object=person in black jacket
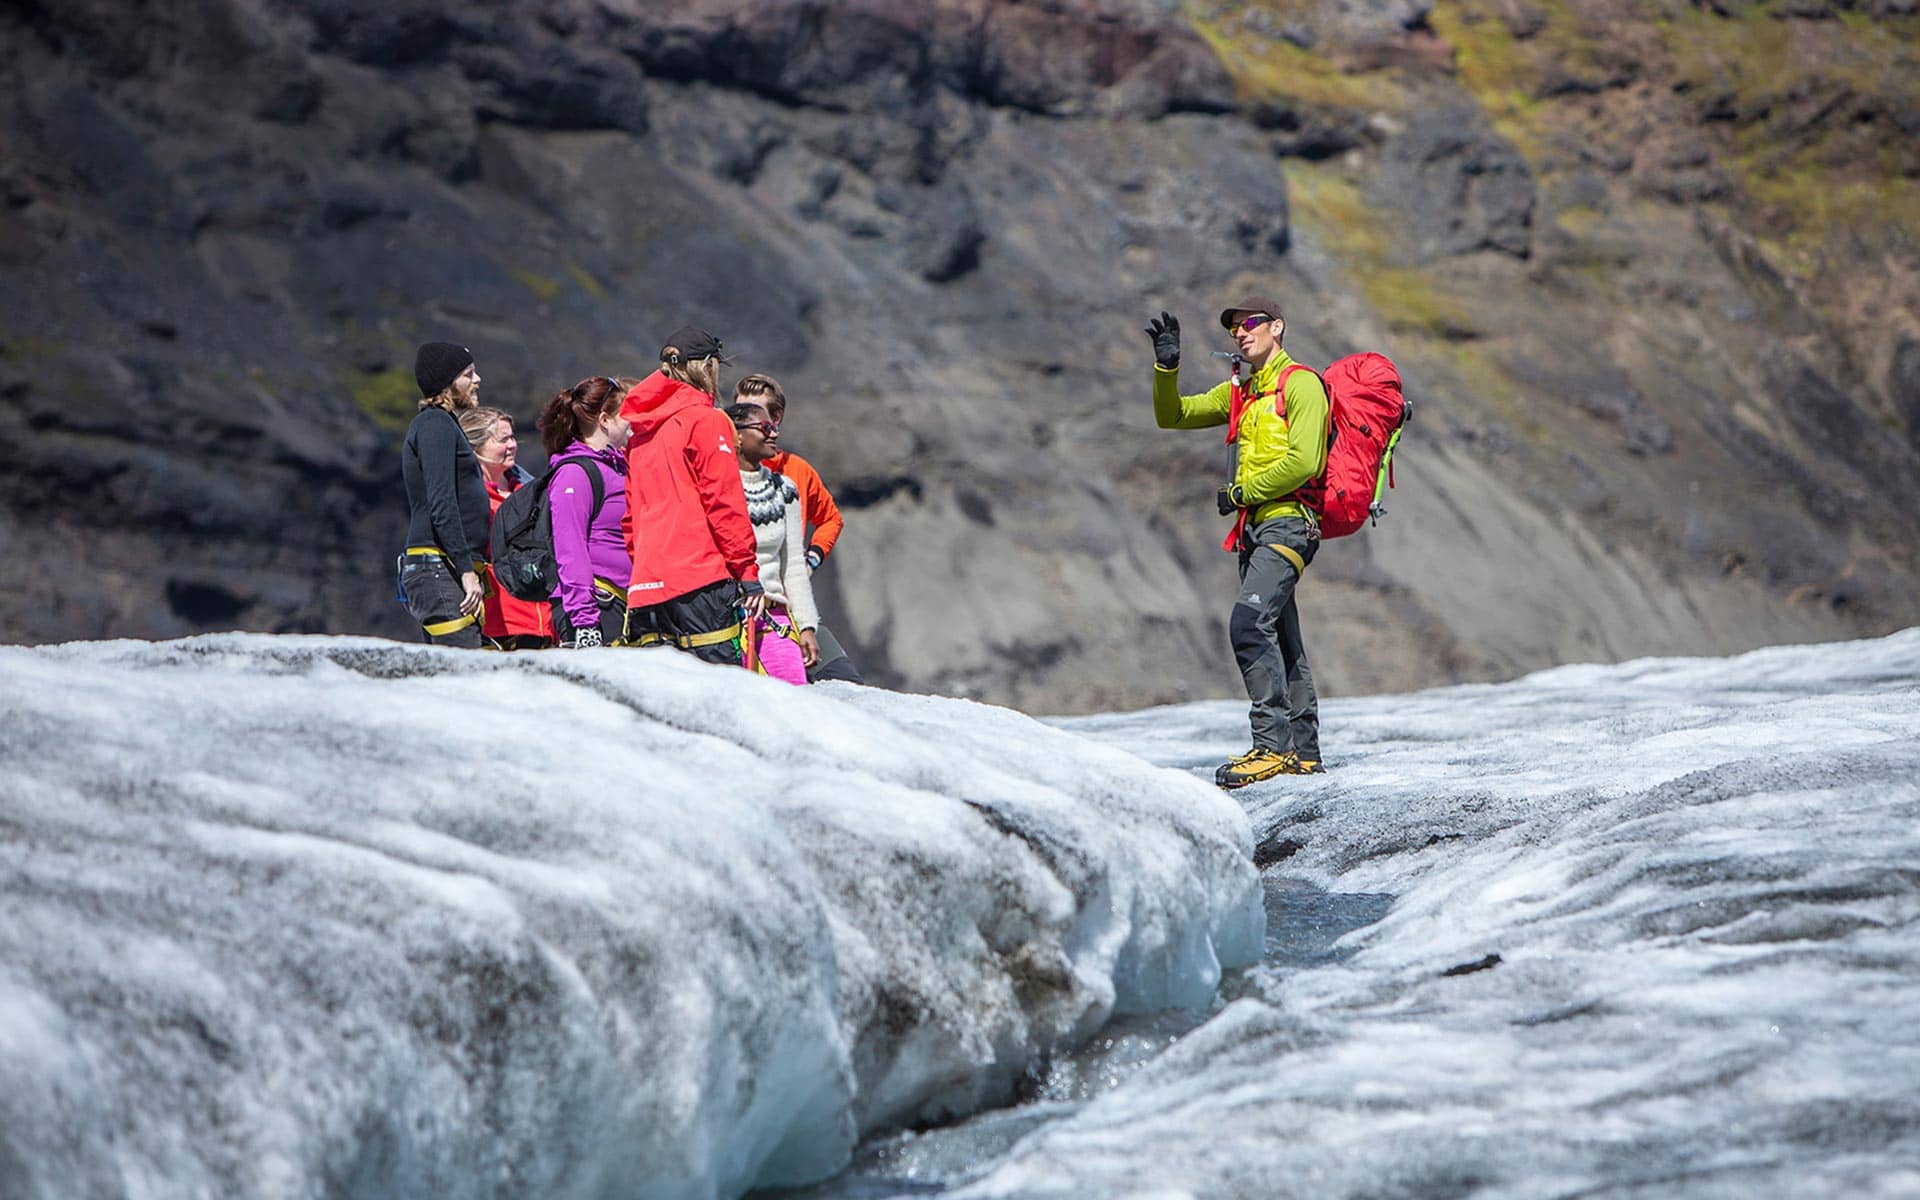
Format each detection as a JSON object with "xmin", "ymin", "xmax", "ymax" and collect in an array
[{"xmin": 398, "ymin": 342, "xmax": 491, "ymax": 646}]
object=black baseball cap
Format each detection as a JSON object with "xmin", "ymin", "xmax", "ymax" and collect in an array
[
  {"xmin": 659, "ymin": 325, "xmax": 733, "ymax": 365},
  {"xmin": 1219, "ymin": 299, "xmax": 1284, "ymax": 329}
]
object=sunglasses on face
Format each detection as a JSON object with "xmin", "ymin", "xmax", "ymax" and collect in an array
[
  {"xmin": 1238, "ymin": 314, "xmax": 1274, "ymax": 332},
  {"xmin": 735, "ymin": 421, "xmax": 779, "ymax": 436}
]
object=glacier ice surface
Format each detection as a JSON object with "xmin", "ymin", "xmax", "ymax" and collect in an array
[
  {"xmin": 0, "ymin": 635, "xmax": 1262, "ymax": 1200},
  {"xmin": 909, "ymin": 630, "xmax": 1920, "ymax": 1198}
]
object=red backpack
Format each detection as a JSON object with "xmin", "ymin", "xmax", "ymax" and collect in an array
[{"xmin": 1280, "ymin": 353, "xmax": 1409, "ymax": 539}]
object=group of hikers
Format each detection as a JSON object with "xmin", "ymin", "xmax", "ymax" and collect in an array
[
  {"xmin": 397, "ymin": 327, "xmax": 861, "ymax": 686},
  {"xmin": 397, "ymin": 297, "xmax": 1402, "ymax": 788}
]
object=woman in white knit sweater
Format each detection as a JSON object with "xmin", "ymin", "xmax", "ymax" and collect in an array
[{"xmin": 728, "ymin": 401, "xmax": 820, "ymax": 684}]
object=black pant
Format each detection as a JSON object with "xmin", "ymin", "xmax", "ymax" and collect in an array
[
  {"xmin": 551, "ymin": 589, "xmax": 627, "ymax": 647},
  {"xmin": 399, "ymin": 556, "xmax": 482, "ymax": 649},
  {"xmin": 1229, "ymin": 515, "xmax": 1320, "ymax": 757},
  {"xmin": 626, "ymin": 578, "xmax": 741, "ymax": 666},
  {"xmin": 806, "ymin": 621, "xmax": 865, "ymax": 684}
]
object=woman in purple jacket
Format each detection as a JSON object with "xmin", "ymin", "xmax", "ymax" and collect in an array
[{"xmin": 536, "ymin": 376, "xmax": 636, "ymax": 648}]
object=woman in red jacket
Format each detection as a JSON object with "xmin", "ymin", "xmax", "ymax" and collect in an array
[
  {"xmin": 458, "ymin": 406, "xmax": 556, "ymax": 650},
  {"xmin": 619, "ymin": 326, "xmax": 762, "ymax": 664}
]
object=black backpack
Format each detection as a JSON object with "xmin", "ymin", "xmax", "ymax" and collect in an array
[{"xmin": 489, "ymin": 455, "xmax": 608, "ymax": 602}]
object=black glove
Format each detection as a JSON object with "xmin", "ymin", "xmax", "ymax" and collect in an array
[
  {"xmin": 1216, "ymin": 484, "xmax": 1246, "ymax": 516},
  {"xmin": 739, "ymin": 579, "xmax": 765, "ymax": 600},
  {"xmin": 1144, "ymin": 311, "xmax": 1181, "ymax": 369},
  {"xmin": 569, "ymin": 627, "xmax": 604, "ymax": 649},
  {"xmin": 805, "ymin": 545, "xmax": 825, "ymax": 572}
]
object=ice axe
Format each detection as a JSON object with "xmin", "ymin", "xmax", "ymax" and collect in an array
[
  {"xmin": 1211, "ymin": 349, "xmax": 1246, "ymax": 391},
  {"xmin": 1213, "ymin": 349, "xmax": 1255, "ymax": 450},
  {"xmin": 1213, "ymin": 349, "xmax": 1248, "ymax": 426}
]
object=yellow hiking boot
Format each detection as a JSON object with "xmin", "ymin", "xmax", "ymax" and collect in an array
[{"xmin": 1215, "ymin": 749, "xmax": 1296, "ymax": 789}]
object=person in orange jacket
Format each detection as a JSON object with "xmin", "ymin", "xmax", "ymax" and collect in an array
[
  {"xmin": 619, "ymin": 326, "xmax": 763, "ymax": 664},
  {"xmin": 733, "ymin": 373, "xmax": 864, "ymax": 683},
  {"xmin": 458, "ymin": 406, "xmax": 556, "ymax": 649}
]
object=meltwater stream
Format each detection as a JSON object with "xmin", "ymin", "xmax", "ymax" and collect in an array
[
  {"xmin": 756, "ymin": 878, "xmax": 1398, "ymax": 1200},
  {"xmin": 771, "ymin": 631, "xmax": 1920, "ymax": 1199}
]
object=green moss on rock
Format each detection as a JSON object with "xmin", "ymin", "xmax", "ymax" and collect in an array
[
  {"xmin": 1656, "ymin": 0, "xmax": 1920, "ymax": 269},
  {"xmin": 565, "ymin": 261, "xmax": 608, "ymax": 301},
  {"xmin": 0, "ymin": 333, "xmax": 62, "ymax": 362},
  {"xmin": 349, "ymin": 365, "xmax": 421, "ymax": 434},
  {"xmin": 509, "ymin": 268, "xmax": 563, "ymax": 303},
  {"xmin": 1189, "ymin": 3, "xmax": 1401, "ymax": 111},
  {"xmin": 1283, "ymin": 162, "xmax": 1475, "ymax": 340},
  {"xmin": 1426, "ymin": 0, "xmax": 1620, "ymax": 162}
]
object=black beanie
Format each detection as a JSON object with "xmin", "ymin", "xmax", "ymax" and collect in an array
[{"xmin": 414, "ymin": 342, "xmax": 474, "ymax": 398}]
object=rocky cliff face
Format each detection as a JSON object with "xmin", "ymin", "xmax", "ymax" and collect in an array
[{"xmin": 2, "ymin": 0, "xmax": 1915, "ymax": 711}]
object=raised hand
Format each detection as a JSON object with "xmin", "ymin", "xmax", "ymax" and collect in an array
[{"xmin": 1144, "ymin": 311, "xmax": 1181, "ymax": 369}]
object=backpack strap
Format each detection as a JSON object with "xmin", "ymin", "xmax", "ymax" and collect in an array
[
  {"xmin": 1232, "ymin": 364, "xmax": 1314, "ymax": 441},
  {"xmin": 1273, "ymin": 363, "xmax": 1321, "ymax": 423},
  {"xmin": 1281, "ymin": 364, "xmax": 1335, "ymax": 521},
  {"xmin": 550, "ymin": 455, "xmax": 608, "ymax": 523}
]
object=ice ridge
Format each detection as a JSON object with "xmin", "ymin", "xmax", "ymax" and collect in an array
[{"xmin": 0, "ymin": 635, "xmax": 1261, "ymax": 1200}]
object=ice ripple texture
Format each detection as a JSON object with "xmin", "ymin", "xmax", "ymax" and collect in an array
[
  {"xmin": 961, "ymin": 629, "xmax": 1920, "ymax": 1199},
  {"xmin": 0, "ymin": 635, "xmax": 1263, "ymax": 1200}
]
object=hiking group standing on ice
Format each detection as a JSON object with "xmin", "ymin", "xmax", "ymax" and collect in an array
[
  {"xmin": 395, "ymin": 304, "xmax": 1404, "ymax": 781},
  {"xmin": 397, "ymin": 328, "xmax": 861, "ymax": 686}
]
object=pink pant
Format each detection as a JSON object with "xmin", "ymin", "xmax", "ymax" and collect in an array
[{"xmin": 752, "ymin": 611, "xmax": 809, "ymax": 686}]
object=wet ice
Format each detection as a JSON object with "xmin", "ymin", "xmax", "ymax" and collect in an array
[{"xmin": 955, "ymin": 630, "xmax": 1920, "ymax": 1198}]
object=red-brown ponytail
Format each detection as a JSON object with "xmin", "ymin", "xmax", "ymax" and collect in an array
[{"xmin": 538, "ymin": 376, "xmax": 634, "ymax": 457}]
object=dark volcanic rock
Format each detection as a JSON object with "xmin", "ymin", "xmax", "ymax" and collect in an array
[
  {"xmin": 454, "ymin": 44, "xmax": 650, "ymax": 134},
  {"xmin": 1246, "ymin": 100, "xmax": 1370, "ymax": 160},
  {"xmin": 904, "ymin": 186, "xmax": 986, "ymax": 283},
  {"xmin": 1, "ymin": 0, "xmax": 1916, "ymax": 711},
  {"xmin": 1374, "ymin": 104, "xmax": 1535, "ymax": 261},
  {"xmin": 1895, "ymin": 337, "xmax": 1920, "ymax": 451},
  {"xmin": 1507, "ymin": 357, "xmax": 1672, "ymax": 456},
  {"xmin": 1631, "ymin": 129, "xmax": 1732, "ymax": 204},
  {"xmin": 305, "ymin": 0, "xmax": 470, "ymax": 68},
  {"xmin": 601, "ymin": 0, "xmax": 1232, "ymax": 118}
]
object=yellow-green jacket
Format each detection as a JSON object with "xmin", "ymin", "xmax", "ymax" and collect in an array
[{"xmin": 1152, "ymin": 350, "xmax": 1330, "ymax": 526}]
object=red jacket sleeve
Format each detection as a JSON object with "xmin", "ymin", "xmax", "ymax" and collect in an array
[{"xmin": 686, "ymin": 407, "xmax": 760, "ymax": 583}]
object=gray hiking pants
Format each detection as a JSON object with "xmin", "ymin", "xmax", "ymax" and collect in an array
[{"xmin": 1231, "ymin": 514, "xmax": 1320, "ymax": 758}]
